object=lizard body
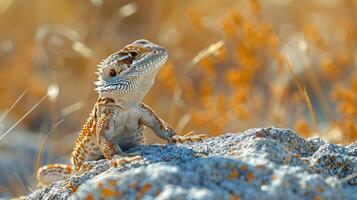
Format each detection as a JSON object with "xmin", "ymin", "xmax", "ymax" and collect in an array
[{"xmin": 37, "ymin": 39, "xmax": 206, "ymax": 186}]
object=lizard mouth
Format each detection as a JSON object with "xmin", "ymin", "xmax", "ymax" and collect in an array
[{"xmin": 95, "ymin": 80, "xmax": 132, "ymax": 93}]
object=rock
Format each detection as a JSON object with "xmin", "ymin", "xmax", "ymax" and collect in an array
[{"xmin": 24, "ymin": 127, "xmax": 357, "ymax": 200}]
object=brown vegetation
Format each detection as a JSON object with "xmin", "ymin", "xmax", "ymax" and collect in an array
[
  {"xmin": 1, "ymin": 0, "xmax": 356, "ymax": 146},
  {"xmin": 0, "ymin": 3, "xmax": 356, "ymax": 196}
]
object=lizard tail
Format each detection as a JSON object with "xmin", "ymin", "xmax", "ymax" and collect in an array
[{"xmin": 37, "ymin": 164, "xmax": 73, "ymax": 186}]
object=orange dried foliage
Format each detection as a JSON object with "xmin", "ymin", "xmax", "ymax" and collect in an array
[
  {"xmin": 320, "ymin": 58, "xmax": 338, "ymax": 80},
  {"xmin": 1, "ymin": 1, "xmax": 357, "ymax": 196},
  {"xmin": 295, "ymin": 119, "xmax": 312, "ymax": 138},
  {"xmin": 158, "ymin": 61, "xmax": 177, "ymax": 92},
  {"xmin": 225, "ymin": 68, "xmax": 254, "ymax": 89},
  {"xmin": 330, "ymin": 75, "xmax": 357, "ymax": 141},
  {"xmin": 230, "ymin": 10, "xmax": 244, "ymax": 26},
  {"xmin": 186, "ymin": 6, "xmax": 205, "ymax": 31},
  {"xmin": 216, "ymin": 94, "xmax": 228, "ymax": 118},
  {"xmin": 222, "ymin": 17, "xmax": 237, "ymax": 39},
  {"xmin": 199, "ymin": 56, "xmax": 216, "ymax": 78},
  {"xmin": 182, "ymin": 79, "xmax": 196, "ymax": 102},
  {"xmin": 248, "ymin": 0, "xmax": 261, "ymax": 16},
  {"xmin": 0, "ymin": 0, "xmax": 354, "ymax": 146},
  {"xmin": 295, "ymin": 119, "xmax": 312, "ymax": 137},
  {"xmin": 303, "ymin": 24, "xmax": 327, "ymax": 50}
]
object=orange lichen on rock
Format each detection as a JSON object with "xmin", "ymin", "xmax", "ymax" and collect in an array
[
  {"xmin": 100, "ymin": 188, "xmax": 118, "ymax": 197},
  {"xmin": 240, "ymin": 165, "xmax": 248, "ymax": 171},
  {"xmin": 228, "ymin": 169, "xmax": 240, "ymax": 180},
  {"xmin": 84, "ymin": 193, "xmax": 94, "ymax": 200},
  {"xmin": 246, "ymin": 172, "xmax": 255, "ymax": 183}
]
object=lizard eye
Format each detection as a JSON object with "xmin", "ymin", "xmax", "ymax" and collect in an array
[
  {"xmin": 128, "ymin": 50, "xmax": 139, "ymax": 58},
  {"xmin": 109, "ymin": 69, "xmax": 117, "ymax": 77}
]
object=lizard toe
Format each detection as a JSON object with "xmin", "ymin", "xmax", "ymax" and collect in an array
[
  {"xmin": 111, "ymin": 155, "xmax": 142, "ymax": 167},
  {"xmin": 172, "ymin": 133, "xmax": 208, "ymax": 143}
]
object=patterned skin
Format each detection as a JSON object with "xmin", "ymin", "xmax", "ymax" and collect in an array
[{"xmin": 37, "ymin": 40, "xmax": 207, "ymax": 186}]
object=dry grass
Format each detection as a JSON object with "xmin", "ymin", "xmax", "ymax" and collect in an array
[{"xmin": 0, "ymin": 0, "xmax": 356, "ymax": 197}]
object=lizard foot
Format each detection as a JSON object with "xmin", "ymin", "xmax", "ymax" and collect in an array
[
  {"xmin": 123, "ymin": 151, "xmax": 141, "ymax": 157},
  {"xmin": 110, "ymin": 155, "xmax": 142, "ymax": 167},
  {"xmin": 66, "ymin": 182, "xmax": 78, "ymax": 193},
  {"xmin": 170, "ymin": 131, "xmax": 208, "ymax": 143}
]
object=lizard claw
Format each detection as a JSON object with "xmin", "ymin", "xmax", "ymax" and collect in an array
[
  {"xmin": 170, "ymin": 131, "xmax": 208, "ymax": 143},
  {"xmin": 111, "ymin": 155, "xmax": 142, "ymax": 167}
]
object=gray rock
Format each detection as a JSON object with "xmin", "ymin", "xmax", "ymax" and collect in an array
[{"xmin": 24, "ymin": 127, "xmax": 357, "ymax": 200}]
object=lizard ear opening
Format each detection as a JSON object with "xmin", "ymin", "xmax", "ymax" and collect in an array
[
  {"xmin": 109, "ymin": 69, "xmax": 117, "ymax": 77},
  {"xmin": 102, "ymin": 97, "xmax": 116, "ymax": 105}
]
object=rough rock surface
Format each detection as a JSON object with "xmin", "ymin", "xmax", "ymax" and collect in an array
[{"xmin": 25, "ymin": 127, "xmax": 357, "ymax": 200}]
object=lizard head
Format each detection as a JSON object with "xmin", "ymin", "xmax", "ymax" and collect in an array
[{"xmin": 95, "ymin": 39, "xmax": 168, "ymax": 107}]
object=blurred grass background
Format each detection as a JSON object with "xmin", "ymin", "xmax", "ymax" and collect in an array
[{"xmin": 0, "ymin": 0, "xmax": 356, "ymax": 197}]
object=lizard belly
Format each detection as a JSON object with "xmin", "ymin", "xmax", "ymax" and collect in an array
[{"xmin": 108, "ymin": 107, "xmax": 143, "ymax": 151}]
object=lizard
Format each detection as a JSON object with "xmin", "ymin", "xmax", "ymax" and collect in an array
[{"xmin": 36, "ymin": 39, "xmax": 207, "ymax": 186}]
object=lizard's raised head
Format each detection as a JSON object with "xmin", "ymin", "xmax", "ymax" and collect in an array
[{"xmin": 95, "ymin": 39, "xmax": 168, "ymax": 108}]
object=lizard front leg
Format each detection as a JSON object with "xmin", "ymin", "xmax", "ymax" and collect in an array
[
  {"xmin": 96, "ymin": 110, "xmax": 141, "ymax": 166},
  {"xmin": 96, "ymin": 110, "xmax": 126, "ymax": 159},
  {"xmin": 139, "ymin": 103, "xmax": 208, "ymax": 143}
]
